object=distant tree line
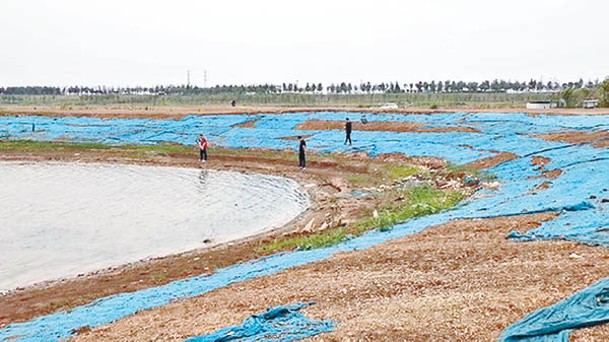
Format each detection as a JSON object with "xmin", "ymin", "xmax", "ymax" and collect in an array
[{"xmin": 0, "ymin": 78, "xmax": 604, "ymax": 96}]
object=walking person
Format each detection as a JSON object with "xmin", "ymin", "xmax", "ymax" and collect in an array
[
  {"xmin": 344, "ymin": 117, "xmax": 352, "ymax": 145},
  {"xmin": 298, "ymin": 136, "xmax": 306, "ymax": 169},
  {"xmin": 197, "ymin": 134, "xmax": 208, "ymax": 163}
]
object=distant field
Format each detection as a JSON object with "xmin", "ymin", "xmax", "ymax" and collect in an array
[{"xmin": 0, "ymin": 92, "xmax": 554, "ymax": 109}]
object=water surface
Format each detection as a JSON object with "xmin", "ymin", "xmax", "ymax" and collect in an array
[{"xmin": 0, "ymin": 162, "xmax": 308, "ymax": 291}]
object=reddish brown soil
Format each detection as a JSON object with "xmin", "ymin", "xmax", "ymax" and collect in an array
[
  {"xmin": 466, "ymin": 151, "xmax": 519, "ymax": 170},
  {"xmin": 532, "ymin": 156, "xmax": 551, "ymax": 167},
  {"xmin": 71, "ymin": 213, "xmax": 609, "ymax": 341},
  {"xmin": 232, "ymin": 120, "xmax": 258, "ymax": 128},
  {"xmin": 534, "ymin": 181, "xmax": 553, "ymax": 191},
  {"xmin": 542, "ymin": 169, "xmax": 563, "ymax": 179},
  {"xmin": 538, "ymin": 130, "xmax": 609, "ymax": 148},
  {"xmin": 296, "ymin": 120, "xmax": 481, "ymax": 133}
]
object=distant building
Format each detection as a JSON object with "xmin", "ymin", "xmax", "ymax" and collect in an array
[
  {"xmin": 526, "ymin": 101, "xmax": 558, "ymax": 109},
  {"xmin": 582, "ymin": 100, "xmax": 599, "ymax": 109}
]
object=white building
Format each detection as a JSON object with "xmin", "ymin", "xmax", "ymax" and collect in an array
[{"xmin": 526, "ymin": 101, "xmax": 558, "ymax": 109}]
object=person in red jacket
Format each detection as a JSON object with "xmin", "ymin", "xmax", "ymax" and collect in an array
[{"xmin": 197, "ymin": 134, "xmax": 209, "ymax": 163}]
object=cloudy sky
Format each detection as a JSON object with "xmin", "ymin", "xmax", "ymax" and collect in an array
[{"xmin": 1, "ymin": 0, "xmax": 607, "ymax": 87}]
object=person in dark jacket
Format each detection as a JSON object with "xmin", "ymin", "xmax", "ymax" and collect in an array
[
  {"xmin": 298, "ymin": 136, "xmax": 306, "ymax": 169},
  {"xmin": 344, "ymin": 117, "xmax": 352, "ymax": 145}
]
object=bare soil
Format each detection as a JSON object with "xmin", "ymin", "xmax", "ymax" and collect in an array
[
  {"xmin": 297, "ymin": 120, "xmax": 481, "ymax": 133},
  {"xmin": 538, "ymin": 130, "xmax": 609, "ymax": 148},
  {"xmin": 466, "ymin": 151, "xmax": 518, "ymax": 170},
  {"xmin": 71, "ymin": 213, "xmax": 609, "ymax": 341}
]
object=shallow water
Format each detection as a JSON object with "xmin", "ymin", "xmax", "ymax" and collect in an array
[{"xmin": 0, "ymin": 162, "xmax": 309, "ymax": 291}]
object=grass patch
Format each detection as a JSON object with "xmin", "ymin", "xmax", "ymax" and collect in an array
[
  {"xmin": 0, "ymin": 139, "xmax": 112, "ymax": 151},
  {"xmin": 256, "ymin": 228, "xmax": 349, "ymax": 254},
  {"xmin": 257, "ymin": 186, "xmax": 465, "ymax": 254},
  {"xmin": 386, "ymin": 164, "xmax": 421, "ymax": 179},
  {"xmin": 354, "ymin": 186, "xmax": 464, "ymax": 233},
  {"xmin": 346, "ymin": 174, "xmax": 375, "ymax": 186}
]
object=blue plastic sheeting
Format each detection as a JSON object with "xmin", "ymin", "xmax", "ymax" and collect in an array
[
  {"xmin": 4, "ymin": 112, "xmax": 609, "ymax": 340},
  {"xmin": 184, "ymin": 302, "xmax": 336, "ymax": 341},
  {"xmin": 500, "ymin": 278, "xmax": 609, "ymax": 341}
]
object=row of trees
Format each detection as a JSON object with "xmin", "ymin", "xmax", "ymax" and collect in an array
[
  {"xmin": 0, "ymin": 78, "xmax": 604, "ymax": 96},
  {"xmin": 294, "ymin": 78, "xmax": 603, "ymax": 94}
]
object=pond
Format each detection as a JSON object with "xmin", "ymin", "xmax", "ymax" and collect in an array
[{"xmin": 0, "ymin": 162, "xmax": 309, "ymax": 291}]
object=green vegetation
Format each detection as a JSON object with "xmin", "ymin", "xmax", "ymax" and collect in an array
[
  {"xmin": 0, "ymin": 92, "xmax": 557, "ymax": 109},
  {"xmin": 257, "ymin": 186, "xmax": 466, "ymax": 254},
  {"xmin": 600, "ymin": 79, "xmax": 609, "ymax": 107},
  {"xmin": 353, "ymin": 186, "xmax": 465, "ymax": 233},
  {"xmin": 346, "ymin": 174, "xmax": 375, "ymax": 186},
  {"xmin": 256, "ymin": 228, "xmax": 349, "ymax": 254},
  {"xmin": 386, "ymin": 164, "xmax": 421, "ymax": 180},
  {"xmin": 0, "ymin": 139, "xmax": 113, "ymax": 151}
]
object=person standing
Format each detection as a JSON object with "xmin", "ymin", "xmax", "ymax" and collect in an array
[
  {"xmin": 197, "ymin": 134, "xmax": 208, "ymax": 163},
  {"xmin": 298, "ymin": 136, "xmax": 306, "ymax": 169},
  {"xmin": 344, "ymin": 117, "xmax": 353, "ymax": 145}
]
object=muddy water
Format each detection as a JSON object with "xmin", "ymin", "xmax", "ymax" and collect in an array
[{"xmin": 0, "ymin": 162, "xmax": 309, "ymax": 291}]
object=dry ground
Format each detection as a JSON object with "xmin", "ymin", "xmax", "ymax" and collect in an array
[
  {"xmin": 296, "ymin": 120, "xmax": 481, "ymax": 133},
  {"xmin": 538, "ymin": 130, "xmax": 609, "ymax": 148},
  {"xmin": 71, "ymin": 213, "xmax": 609, "ymax": 341}
]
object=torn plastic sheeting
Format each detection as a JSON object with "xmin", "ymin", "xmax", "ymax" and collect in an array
[
  {"xmin": 500, "ymin": 278, "xmax": 609, "ymax": 341},
  {"xmin": 184, "ymin": 302, "xmax": 336, "ymax": 342}
]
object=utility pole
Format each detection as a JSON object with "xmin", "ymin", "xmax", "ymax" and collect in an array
[
  {"xmin": 187, "ymin": 69, "xmax": 191, "ymax": 87},
  {"xmin": 204, "ymin": 69, "xmax": 208, "ymax": 88}
]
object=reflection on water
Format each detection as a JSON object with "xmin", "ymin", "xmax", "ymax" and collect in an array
[{"xmin": 0, "ymin": 162, "xmax": 309, "ymax": 291}]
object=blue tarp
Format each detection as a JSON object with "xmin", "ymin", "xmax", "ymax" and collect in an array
[
  {"xmin": 185, "ymin": 302, "xmax": 336, "ymax": 341},
  {"xmin": 500, "ymin": 278, "xmax": 609, "ymax": 341},
  {"xmin": 3, "ymin": 112, "xmax": 609, "ymax": 340}
]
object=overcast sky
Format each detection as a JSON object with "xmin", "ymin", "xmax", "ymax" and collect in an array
[{"xmin": 1, "ymin": 0, "xmax": 607, "ymax": 87}]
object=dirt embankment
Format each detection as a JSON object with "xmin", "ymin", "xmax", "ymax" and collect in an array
[
  {"xmin": 2, "ymin": 105, "xmax": 609, "ymax": 120},
  {"xmin": 296, "ymin": 120, "xmax": 481, "ymax": 133},
  {"xmin": 71, "ymin": 212, "xmax": 609, "ymax": 341}
]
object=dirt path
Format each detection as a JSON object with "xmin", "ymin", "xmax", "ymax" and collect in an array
[
  {"xmin": 2, "ymin": 105, "xmax": 608, "ymax": 119},
  {"xmin": 70, "ymin": 212, "xmax": 609, "ymax": 341}
]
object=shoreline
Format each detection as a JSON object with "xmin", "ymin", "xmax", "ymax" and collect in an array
[
  {"xmin": 1, "ymin": 142, "xmax": 471, "ymax": 327},
  {"xmin": 0, "ymin": 151, "xmax": 328, "ymax": 325},
  {"xmin": 0, "ymin": 160, "xmax": 313, "ymax": 294}
]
